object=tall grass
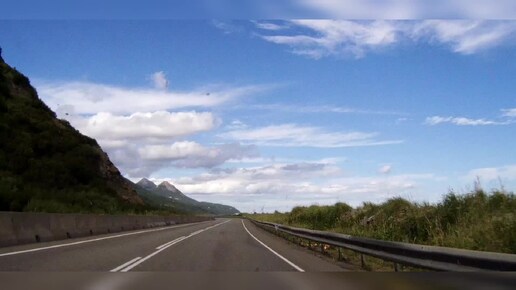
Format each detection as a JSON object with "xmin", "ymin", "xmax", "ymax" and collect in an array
[{"xmin": 249, "ymin": 189, "xmax": 516, "ymax": 254}]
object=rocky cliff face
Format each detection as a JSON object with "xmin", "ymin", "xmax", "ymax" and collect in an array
[{"xmin": 0, "ymin": 52, "xmax": 143, "ymax": 212}]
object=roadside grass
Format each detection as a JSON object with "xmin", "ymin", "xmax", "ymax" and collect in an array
[{"xmin": 246, "ymin": 188, "xmax": 516, "ymax": 269}]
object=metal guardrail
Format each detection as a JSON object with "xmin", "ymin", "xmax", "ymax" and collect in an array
[{"xmin": 250, "ymin": 219, "xmax": 516, "ymax": 271}]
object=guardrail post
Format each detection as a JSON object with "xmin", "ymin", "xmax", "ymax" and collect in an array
[
  {"xmin": 338, "ymin": 247, "xmax": 342, "ymax": 260},
  {"xmin": 361, "ymin": 254, "xmax": 366, "ymax": 269}
]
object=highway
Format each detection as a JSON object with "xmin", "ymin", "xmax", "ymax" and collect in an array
[{"xmin": 0, "ymin": 218, "xmax": 344, "ymax": 271}]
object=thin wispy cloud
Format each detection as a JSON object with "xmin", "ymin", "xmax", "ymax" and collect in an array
[
  {"xmin": 502, "ymin": 108, "xmax": 516, "ymax": 118},
  {"xmin": 464, "ymin": 164, "xmax": 516, "ymax": 183},
  {"xmin": 257, "ymin": 20, "xmax": 516, "ymax": 59},
  {"xmin": 379, "ymin": 165, "xmax": 392, "ymax": 174},
  {"xmin": 252, "ymin": 21, "xmax": 290, "ymax": 31},
  {"xmin": 212, "ymin": 20, "xmax": 244, "ymax": 34},
  {"xmin": 245, "ymin": 103, "xmax": 405, "ymax": 115},
  {"xmin": 220, "ymin": 124, "xmax": 403, "ymax": 148},
  {"xmin": 412, "ymin": 20, "xmax": 516, "ymax": 54},
  {"xmin": 425, "ymin": 116, "xmax": 512, "ymax": 126},
  {"xmin": 295, "ymin": 0, "xmax": 516, "ymax": 18},
  {"xmin": 37, "ymin": 81, "xmax": 270, "ymax": 115}
]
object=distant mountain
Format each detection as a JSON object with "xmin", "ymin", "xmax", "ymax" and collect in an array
[
  {"xmin": 135, "ymin": 179, "xmax": 240, "ymax": 215},
  {"xmin": 154, "ymin": 182, "xmax": 199, "ymax": 205},
  {"xmin": 137, "ymin": 178, "xmax": 157, "ymax": 191},
  {"xmin": 0, "ymin": 51, "xmax": 145, "ymax": 213}
]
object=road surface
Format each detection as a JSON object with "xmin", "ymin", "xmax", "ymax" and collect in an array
[{"xmin": 0, "ymin": 218, "xmax": 344, "ymax": 271}]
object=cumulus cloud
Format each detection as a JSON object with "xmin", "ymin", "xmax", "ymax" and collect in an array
[
  {"xmin": 173, "ymin": 162, "xmax": 342, "ymax": 194},
  {"xmin": 257, "ymin": 20, "xmax": 516, "ymax": 58},
  {"xmin": 151, "ymin": 71, "xmax": 169, "ymax": 89},
  {"xmin": 152, "ymin": 162, "xmax": 436, "ymax": 212},
  {"xmin": 425, "ymin": 116, "xmax": 510, "ymax": 126},
  {"xmin": 107, "ymin": 142, "xmax": 258, "ymax": 177},
  {"xmin": 69, "ymin": 111, "xmax": 219, "ymax": 141},
  {"xmin": 37, "ymin": 81, "xmax": 269, "ymax": 115},
  {"xmin": 59, "ymin": 110, "xmax": 257, "ymax": 173},
  {"xmin": 220, "ymin": 123, "xmax": 403, "ymax": 148}
]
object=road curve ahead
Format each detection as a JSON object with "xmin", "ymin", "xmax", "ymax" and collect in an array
[{"xmin": 0, "ymin": 218, "xmax": 343, "ymax": 271}]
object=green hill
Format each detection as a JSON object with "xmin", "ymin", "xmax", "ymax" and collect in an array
[{"xmin": 0, "ymin": 51, "xmax": 147, "ymax": 214}]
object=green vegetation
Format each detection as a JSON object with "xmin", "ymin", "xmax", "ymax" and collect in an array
[
  {"xmin": 248, "ymin": 189, "xmax": 516, "ymax": 254},
  {"xmin": 0, "ymin": 53, "xmax": 157, "ymax": 214}
]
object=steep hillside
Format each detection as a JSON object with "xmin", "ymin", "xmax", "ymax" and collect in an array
[
  {"xmin": 135, "ymin": 179, "xmax": 240, "ymax": 215},
  {"xmin": 0, "ymin": 52, "xmax": 145, "ymax": 213}
]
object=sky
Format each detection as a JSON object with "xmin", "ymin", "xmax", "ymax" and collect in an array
[{"xmin": 1, "ymin": 19, "xmax": 515, "ymax": 212}]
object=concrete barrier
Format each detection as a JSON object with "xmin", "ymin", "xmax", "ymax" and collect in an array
[{"xmin": 0, "ymin": 211, "xmax": 213, "ymax": 248}]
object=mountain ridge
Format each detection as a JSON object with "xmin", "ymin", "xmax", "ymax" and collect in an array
[{"xmin": 136, "ymin": 179, "xmax": 240, "ymax": 215}]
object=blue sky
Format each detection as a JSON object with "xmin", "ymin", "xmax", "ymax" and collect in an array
[{"xmin": 1, "ymin": 20, "xmax": 515, "ymax": 212}]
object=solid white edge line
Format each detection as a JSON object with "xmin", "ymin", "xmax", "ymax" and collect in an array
[
  {"xmin": 241, "ymin": 220, "xmax": 305, "ymax": 272},
  {"xmin": 0, "ymin": 221, "xmax": 212, "ymax": 257},
  {"xmin": 119, "ymin": 220, "xmax": 231, "ymax": 272},
  {"xmin": 110, "ymin": 257, "xmax": 142, "ymax": 272}
]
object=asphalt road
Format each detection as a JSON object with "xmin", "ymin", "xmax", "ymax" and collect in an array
[{"xmin": 0, "ymin": 218, "xmax": 344, "ymax": 271}]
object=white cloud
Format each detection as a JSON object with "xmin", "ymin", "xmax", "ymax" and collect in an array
[
  {"xmin": 220, "ymin": 123, "xmax": 403, "ymax": 148},
  {"xmin": 138, "ymin": 142, "xmax": 258, "ymax": 169},
  {"xmin": 70, "ymin": 111, "xmax": 219, "ymax": 141},
  {"xmin": 502, "ymin": 108, "xmax": 516, "ymax": 118},
  {"xmin": 425, "ymin": 116, "xmax": 510, "ymax": 126},
  {"xmin": 173, "ymin": 162, "xmax": 342, "ymax": 195},
  {"xmin": 35, "ymin": 78, "xmax": 275, "ymax": 175},
  {"xmin": 226, "ymin": 120, "xmax": 248, "ymax": 130},
  {"xmin": 244, "ymin": 103, "xmax": 403, "ymax": 115},
  {"xmin": 212, "ymin": 20, "xmax": 243, "ymax": 34},
  {"xmin": 296, "ymin": 0, "xmax": 516, "ymax": 18},
  {"xmin": 253, "ymin": 21, "xmax": 289, "ymax": 31},
  {"xmin": 379, "ymin": 165, "xmax": 392, "ymax": 174},
  {"xmin": 258, "ymin": 20, "xmax": 516, "ymax": 58},
  {"xmin": 37, "ymin": 81, "xmax": 268, "ymax": 115},
  {"xmin": 262, "ymin": 20, "xmax": 400, "ymax": 59},
  {"xmin": 109, "ymin": 142, "xmax": 258, "ymax": 177},
  {"xmin": 154, "ymin": 162, "xmax": 436, "ymax": 212},
  {"xmin": 151, "ymin": 71, "xmax": 169, "ymax": 89},
  {"xmin": 464, "ymin": 165, "xmax": 516, "ymax": 183},
  {"xmin": 412, "ymin": 20, "xmax": 516, "ymax": 54}
]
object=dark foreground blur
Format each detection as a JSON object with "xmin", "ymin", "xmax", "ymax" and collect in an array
[{"xmin": 1, "ymin": 273, "xmax": 515, "ymax": 290}]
